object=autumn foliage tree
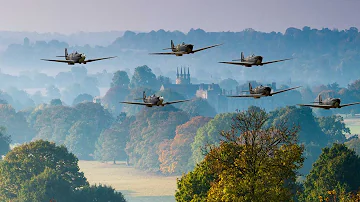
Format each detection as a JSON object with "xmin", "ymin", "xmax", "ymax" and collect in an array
[
  {"xmin": 176, "ymin": 107, "xmax": 304, "ymax": 201},
  {"xmin": 158, "ymin": 116, "xmax": 212, "ymax": 175}
]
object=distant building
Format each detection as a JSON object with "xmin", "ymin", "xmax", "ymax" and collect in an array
[
  {"xmin": 160, "ymin": 67, "xmax": 227, "ymax": 113},
  {"xmin": 176, "ymin": 67, "xmax": 191, "ymax": 84}
]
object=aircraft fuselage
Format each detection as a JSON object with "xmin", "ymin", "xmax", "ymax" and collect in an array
[
  {"xmin": 320, "ymin": 98, "xmax": 341, "ymax": 109},
  {"xmin": 173, "ymin": 44, "xmax": 194, "ymax": 56},
  {"xmin": 250, "ymin": 86, "xmax": 272, "ymax": 98},
  {"xmin": 66, "ymin": 53, "xmax": 87, "ymax": 65},
  {"xmin": 243, "ymin": 56, "xmax": 263, "ymax": 67},
  {"xmin": 144, "ymin": 96, "xmax": 164, "ymax": 107}
]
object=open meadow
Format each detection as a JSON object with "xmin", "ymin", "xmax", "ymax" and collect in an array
[{"xmin": 78, "ymin": 161, "xmax": 179, "ymax": 202}]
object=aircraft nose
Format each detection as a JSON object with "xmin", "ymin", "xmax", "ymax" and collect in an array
[
  {"xmin": 258, "ymin": 56, "xmax": 263, "ymax": 61},
  {"xmin": 335, "ymin": 99, "xmax": 341, "ymax": 104}
]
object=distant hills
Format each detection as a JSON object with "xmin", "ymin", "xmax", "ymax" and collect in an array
[{"xmin": 0, "ymin": 27, "xmax": 360, "ymax": 86}]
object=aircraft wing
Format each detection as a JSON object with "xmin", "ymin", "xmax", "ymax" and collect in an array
[
  {"xmin": 270, "ymin": 86, "xmax": 302, "ymax": 95},
  {"xmin": 119, "ymin": 101, "xmax": 152, "ymax": 106},
  {"xmin": 41, "ymin": 59, "xmax": 74, "ymax": 63},
  {"xmin": 192, "ymin": 43, "xmax": 223, "ymax": 53},
  {"xmin": 84, "ymin": 56, "xmax": 117, "ymax": 63},
  {"xmin": 340, "ymin": 102, "xmax": 360, "ymax": 108},
  {"xmin": 218, "ymin": 61, "xmax": 253, "ymax": 66},
  {"xmin": 163, "ymin": 99, "xmax": 191, "ymax": 105},
  {"xmin": 227, "ymin": 94, "xmax": 264, "ymax": 98},
  {"xmin": 261, "ymin": 58, "xmax": 292, "ymax": 65},
  {"xmin": 297, "ymin": 104, "xmax": 332, "ymax": 108},
  {"xmin": 148, "ymin": 52, "xmax": 185, "ymax": 55}
]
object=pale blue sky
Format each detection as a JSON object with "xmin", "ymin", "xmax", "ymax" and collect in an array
[{"xmin": 0, "ymin": 0, "xmax": 359, "ymax": 34}]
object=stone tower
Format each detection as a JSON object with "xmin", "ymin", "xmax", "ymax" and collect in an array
[{"xmin": 176, "ymin": 67, "xmax": 191, "ymax": 84}]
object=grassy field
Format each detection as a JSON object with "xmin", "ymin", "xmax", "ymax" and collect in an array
[{"xmin": 78, "ymin": 161, "xmax": 179, "ymax": 202}]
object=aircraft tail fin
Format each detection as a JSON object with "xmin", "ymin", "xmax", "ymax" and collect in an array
[
  {"xmin": 56, "ymin": 48, "xmax": 69, "ymax": 57},
  {"xmin": 241, "ymin": 52, "xmax": 244, "ymax": 61},
  {"xmin": 162, "ymin": 40, "xmax": 175, "ymax": 50},
  {"xmin": 249, "ymin": 82, "xmax": 253, "ymax": 92},
  {"xmin": 311, "ymin": 94, "xmax": 323, "ymax": 103},
  {"xmin": 133, "ymin": 91, "xmax": 146, "ymax": 101}
]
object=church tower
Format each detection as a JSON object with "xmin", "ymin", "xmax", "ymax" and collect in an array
[{"xmin": 175, "ymin": 67, "xmax": 191, "ymax": 84}]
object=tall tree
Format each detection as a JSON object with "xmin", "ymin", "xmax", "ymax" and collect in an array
[
  {"xmin": 111, "ymin": 70, "xmax": 130, "ymax": 88},
  {"xmin": 0, "ymin": 140, "xmax": 88, "ymax": 200},
  {"xmin": 317, "ymin": 115, "xmax": 349, "ymax": 144},
  {"xmin": 0, "ymin": 126, "xmax": 10, "ymax": 156},
  {"xmin": 302, "ymin": 143, "xmax": 360, "ymax": 201},
  {"xmin": 176, "ymin": 107, "xmax": 304, "ymax": 201},
  {"xmin": 129, "ymin": 65, "xmax": 160, "ymax": 90}
]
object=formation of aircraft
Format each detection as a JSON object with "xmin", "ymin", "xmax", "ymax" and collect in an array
[
  {"xmin": 297, "ymin": 95, "xmax": 360, "ymax": 109},
  {"xmin": 227, "ymin": 83, "xmax": 302, "ymax": 99},
  {"xmin": 219, "ymin": 52, "xmax": 292, "ymax": 67},
  {"xmin": 119, "ymin": 91, "xmax": 190, "ymax": 107},
  {"xmin": 40, "ymin": 41, "xmax": 360, "ymax": 111},
  {"xmin": 149, "ymin": 40, "xmax": 223, "ymax": 56},
  {"xmin": 41, "ymin": 48, "xmax": 117, "ymax": 65}
]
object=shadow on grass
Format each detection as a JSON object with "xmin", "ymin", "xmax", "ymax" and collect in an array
[{"xmin": 118, "ymin": 190, "xmax": 175, "ymax": 202}]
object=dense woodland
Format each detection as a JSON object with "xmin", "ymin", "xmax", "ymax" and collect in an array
[{"xmin": 1, "ymin": 27, "xmax": 360, "ymax": 201}]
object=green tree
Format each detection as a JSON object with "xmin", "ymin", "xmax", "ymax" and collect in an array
[
  {"xmin": 126, "ymin": 106, "xmax": 190, "ymax": 172},
  {"xmin": 176, "ymin": 107, "xmax": 304, "ymax": 201},
  {"xmin": 129, "ymin": 65, "xmax": 159, "ymax": 90},
  {"xmin": 191, "ymin": 112, "xmax": 236, "ymax": 166},
  {"xmin": 111, "ymin": 70, "xmax": 130, "ymax": 88},
  {"xmin": 64, "ymin": 120, "xmax": 98, "ymax": 160},
  {"xmin": 16, "ymin": 168, "xmax": 74, "ymax": 202},
  {"xmin": 0, "ymin": 140, "xmax": 88, "ymax": 200},
  {"xmin": 317, "ymin": 115, "xmax": 349, "ymax": 144},
  {"xmin": 179, "ymin": 98, "xmax": 217, "ymax": 118},
  {"xmin": 157, "ymin": 75, "xmax": 172, "ymax": 85},
  {"xmin": 75, "ymin": 184, "xmax": 127, "ymax": 202},
  {"xmin": 266, "ymin": 106, "xmax": 329, "ymax": 175},
  {"xmin": 94, "ymin": 116, "xmax": 134, "ymax": 163},
  {"xmin": 0, "ymin": 127, "xmax": 10, "ymax": 156},
  {"xmin": 72, "ymin": 93, "xmax": 93, "ymax": 106},
  {"xmin": 102, "ymin": 85, "xmax": 130, "ymax": 115},
  {"xmin": 50, "ymin": 98, "xmax": 63, "ymax": 106},
  {"xmin": 302, "ymin": 143, "xmax": 360, "ymax": 201},
  {"xmin": 0, "ymin": 104, "xmax": 35, "ymax": 143}
]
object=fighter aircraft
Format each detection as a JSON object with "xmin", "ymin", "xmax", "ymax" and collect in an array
[
  {"xmin": 119, "ymin": 91, "xmax": 191, "ymax": 107},
  {"xmin": 41, "ymin": 48, "xmax": 117, "ymax": 65},
  {"xmin": 149, "ymin": 40, "xmax": 223, "ymax": 56},
  {"xmin": 218, "ymin": 52, "xmax": 292, "ymax": 67},
  {"xmin": 227, "ymin": 83, "xmax": 301, "ymax": 99},
  {"xmin": 297, "ymin": 95, "xmax": 360, "ymax": 109}
]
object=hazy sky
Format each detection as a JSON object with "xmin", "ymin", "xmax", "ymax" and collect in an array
[{"xmin": 0, "ymin": 0, "xmax": 359, "ymax": 34}]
